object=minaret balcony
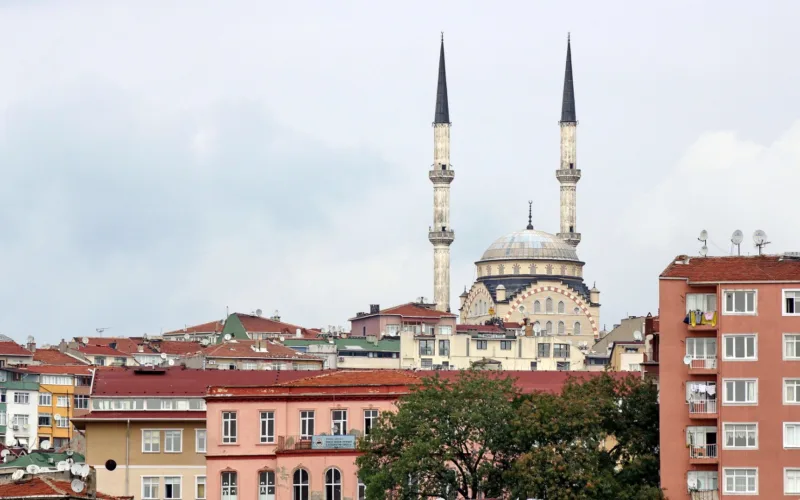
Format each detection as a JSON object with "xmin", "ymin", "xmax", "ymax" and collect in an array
[
  {"xmin": 555, "ymin": 168, "xmax": 581, "ymax": 183},
  {"xmin": 429, "ymin": 169, "xmax": 455, "ymax": 184},
  {"xmin": 557, "ymin": 232, "xmax": 581, "ymax": 247},
  {"xmin": 429, "ymin": 229, "xmax": 455, "ymax": 245}
]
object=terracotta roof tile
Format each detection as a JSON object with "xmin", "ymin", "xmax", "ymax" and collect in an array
[
  {"xmin": 0, "ymin": 476, "xmax": 122, "ymax": 499},
  {"xmin": 203, "ymin": 340, "xmax": 321, "ymax": 361},
  {"xmin": 349, "ymin": 303, "xmax": 457, "ymax": 321},
  {"xmin": 153, "ymin": 341, "xmax": 205, "ymax": 355},
  {"xmin": 76, "ymin": 337, "xmax": 141, "ymax": 354},
  {"xmin": 20, "ymin": 365, "xmax": 93, "ymax": 375},
  {"xmin": 661, "ymin": 254, "xmax": 800, "ymax": 282},
  {"xmin": 234, "ymin": 314, "xmax": 321, "ymax": 339},
  {"xmin": 0, "ymin": 341, "xmax": 33, "ymax": 357},
  {"xmin": 164, "ymin": 320, "xmax": 224, "ymax": 335},
  {"xmin": 76, "ymin": 345, "xmax": 132, "ymax": 357},
  {"xmin": 32, "ymin": 349, "xmax": 87, "ymax": 365},
  {"xmin": 279, "ymin": 370, "xmax": 421, "ymax": 387}
]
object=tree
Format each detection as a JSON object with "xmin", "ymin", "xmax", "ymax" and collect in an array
[{"xmin": 356, "ymin": 370, "xmax": 518, "ymax": 499}]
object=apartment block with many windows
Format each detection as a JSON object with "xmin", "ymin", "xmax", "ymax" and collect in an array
[{"xmin": 660, "ymin": 254, "xmax": 800, "ymax": 498}]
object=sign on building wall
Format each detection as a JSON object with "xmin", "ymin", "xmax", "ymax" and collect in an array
[{"xmin": 311, "ymin": 435, "xmax": 356, "ymax": 449}]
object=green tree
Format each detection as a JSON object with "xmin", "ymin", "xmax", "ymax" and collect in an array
[{"xmin": 356, "ymin": 370, "xmax": 518, "ymax": 499}]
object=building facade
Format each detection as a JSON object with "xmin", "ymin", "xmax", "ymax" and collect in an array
[
  {"xmin": 349, "ymin": 303, "xmax": 457, "ymax": 339},
  {"xmin": 660, "ymin": 254, "xmax": 800, "ymax": 498},
  {"xmin": 0, "ymin": 368, "xmax": 39, "ymax": 449}
]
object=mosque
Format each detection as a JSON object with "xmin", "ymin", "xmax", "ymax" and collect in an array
[{"xmin": 427, "ymin": 35, "xmax": 601, "ymax": 342}]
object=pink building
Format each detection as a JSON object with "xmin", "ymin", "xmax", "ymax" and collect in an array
[
  {"xmin": 348, "ymin": 302, "xmax": 457, "ymax": 338},
  {"xmin": 204, "ymin": 370, "xmax": 612, "ymax": 500}
]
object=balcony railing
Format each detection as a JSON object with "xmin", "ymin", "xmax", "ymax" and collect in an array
[
  {"xmin": 688, "ymin": 399, "xmax": 717, "ymax": 415},
  {"xmin": 690, "ymin": 491, "xmax": 719, "ymax": 500},
  {"xmin": 276, "ymin": 435, "xmax": 357, "ymax": 452},
  {"xmin": 419, "ymin": 347, "xmax": 433, "ymax": 356},
  {"xmin": 689, "ymin": 357, "xmax": 717, "ymax": 370},
  {"xmin": 689, "ymin": 443, "xmax": 717, "ymax": 460},
  {"xmin": 686, "ymin": 310, "xmax": 717, "ymax": 329}
]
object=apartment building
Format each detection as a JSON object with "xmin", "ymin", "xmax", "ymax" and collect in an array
[
  {"xmin": 0, "ymin": 367, "xmax": 39, "ymax": 448},
  {"xmin": 660, "ymin": 254, "xmax": 800, "ymax": 498},
  {"xmin": 0, "ymin": 336, "xmax": 33, "ymax": 367},
  {"xmin": 283, "ymin": 338, "xmax": 401, "ymax": 370},
  {"xmin": 72, "ymin": 366, "xmax": 319, "ymax": 500},
  {"xmin": 348, "ymin": 302, "xmax": 457, "ymax": 338},
  {"xmin": 24, "ymin": 365, "xmax": 93, "ymax": 450}
]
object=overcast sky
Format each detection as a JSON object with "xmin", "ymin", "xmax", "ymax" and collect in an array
[{"xmin": 1, "ymin": 1, "xmax": 798, "ymax": 343}]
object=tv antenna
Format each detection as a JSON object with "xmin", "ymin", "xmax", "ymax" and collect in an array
[
  {"xmin": 96, "ymin": 327, "xmax": 111, "ymax": 336},
  {"xmin": 753, "ymin": 229, "xmax": 770, "ymax": 255},
  {"xmin": 731, "ymin": 229, "xmax": 743, "ymax": 255},
  {"xmin": 698, "ymin": 229, "xmax": 708, "ymax": 257}
]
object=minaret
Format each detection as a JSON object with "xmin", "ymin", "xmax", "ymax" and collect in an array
[
  {"xmin": 556, "ymin": 34, "xmax": 581, "ymax": 247},
  {"xmin": 429, "ymin": 34, "xmax": 455, "ymax": 312}
]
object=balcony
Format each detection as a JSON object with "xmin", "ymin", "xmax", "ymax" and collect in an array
[
  {"xmin": 276, "ymin": 435, "xmax": 357, "ymax": 452},
  {"xmin": 689, "ymin": 443, "xmax": 718, "ymax": 464},
  {"xmin": 688, "ymin": 399, "xmax": 718, "ymax": 419},
  {"xmin": 690, "ymin": 491, "xmax": 719, "ymax": 500},
  {"xmin": 688, "ymin": 357, "xmax": 717, "ymax": 374},
  {"xmin": 686, "ymin": 310, "xmax": 717, "ymax": 331}
]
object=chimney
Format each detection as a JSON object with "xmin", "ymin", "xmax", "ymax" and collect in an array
[
  {"xmin": 496, "ymin": 284, "xmax": 506, "ymax": 302},
  {"xmin": 295, "ymin": 328, "xmax": 302, "ymax": 338},
  {"xmin": 369, "ymin": 304, "xmax": 380, "ymax": 314},
  {"xmin": 26, "ymin": 338, "xmax": 36, "ymax": 353},
  {"xmin": 524, "ymin": 322, "xmax": 533, "ymax": 337}
]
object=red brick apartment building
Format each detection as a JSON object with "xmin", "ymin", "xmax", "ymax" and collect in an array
[{"xmin": 660, "ymin": 254, "xmax": 800, "ymax": 499}]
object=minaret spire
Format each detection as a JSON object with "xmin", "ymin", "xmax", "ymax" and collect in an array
[
  {"xmin": 429, "ymin": 34, "xmax": 455, "ymax": 312},
  {"xmin": 556, "ymin": 34, "xmax": 581, "ymax": 247},
  {"xmin": 526, "ymin": 201, "xmax": 534, "ymax": 230}
]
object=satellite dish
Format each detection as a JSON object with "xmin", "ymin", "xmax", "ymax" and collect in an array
[
  {"xmin": 184, "ymin": 333, "xmax": 191, "ymax": 340},
  {"xmin": 264, "ymin": 365, "xmax": 273, "ymax": 370},
  {"xmin": 160, "ymin": 352, "xmax": 168, "ymax": 360},
  {"xmin": 256, "ymin": 308, "xmax": 263, "ymax": 316},
  {"xmin": 80, "ymin": 464, "xmax": 91, "ymax": 478},
  {"xmin": 12, "ymin": 470, "xmax": 24, "ymax": 481},
  {"xmin": 698, "ymin": 229, "xmax": 708, "ymax": 242},
  {"xmin": 56, "ymin": 461, "xmax": 69, "ymax": 471},
  {"xmin": 71, "ymin": 463, "xmax": 82, "ymax": 476},
  {"xmin": 1, "ymin": 449, "xmax": 10, "ymax": 458},
  {"xmin": 633, "ymin": 331, "xmax": 642, "ymax": 341},
  {"xmin": 224, "ymin": 334, "xmax": 232, "ymax": 341},
  {"xmin": 683, "ymin": 355, "xmax": 692, "ymax": 365},
  {"xmin": 26, "ymin": 464, "xmax": 39, "ymax": 474},
  {"xmin": 533, "ymin": 323, "xmax": 541, "ymax": 334},
  {"xmin": 71, "ymin": 479, "xmax": 85, "ymax": 494},
  {"xmin": 66, "ymin": 450, "xmax": 74, "ymax": 457},
  {"xmin": 81, "ymin": 337, "xmax": 89, "ymax": 344},
  {"xmin": 754, "ymin": 229, "xmax": 767, "ymax": 245},
  {"xmin": 699, "ymin": 245, "xmax": 708, "ymax": 257},
  {"xmin": 168, "ymin": 359, "xmax": 175, "ymax": 366},
  {"xmin": 279, "ymin": 336, "xmax": 285, "ymax": 342},
  {"xmin": 732, "ymin": 230, "xmax": 744, "ymax": 245},
  {"xmin": 201, "ymin": 339, "xmax": 209, "ymax": 346},
  {"xmin": 40, "ymin": 439, "xmax": 51, "ymax": 450},
  {"xmin": 687, "ymin": 477, "xmax": 698, "ymax": 489}
]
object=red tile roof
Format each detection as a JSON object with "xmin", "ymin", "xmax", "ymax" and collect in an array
[
  {"xmin": 76, "ymin": 345, "xmax": 132, "ymax": 357},
  {"xmin": 661, "ymin": 255, "xmax": 800, "ymax": 282},
  {"xmin": 152, "ymin": 341, "xmax": 205, "ymax": 355},
  {"xmin": 21, "ymin": 365, "xmax": 93, "ymax": 375},
  {"xmin": 32, "ymin": 349, "xmax": 87, "ymax": 365},
  {"xmin": 92, "ymin": 367, "xmax": 321, "ymax": 396},
  {"xmin": 0, "ymin": 341, "xmax": 33, "ymax": 357},
  {"xmin": 0, "ymin": 476, "xmax": 123, "ymax": 500},
  {"xmin": 164, "ymin": 320, "xmax": 224, "ymax": 335},
  {"xmin": 349, "ymin": 303, "xmax": 457, "ymax": 321},
  {"xmin": 203, "ymin": 340, "xmax": 321, "ymax": 361},
  {"xmin": 75, "ymin": 337, "xmax": 143, "ymax": 354},
  {"xmin": 233, "ymin": 314, "xmax": 321, "ymax": 339}
]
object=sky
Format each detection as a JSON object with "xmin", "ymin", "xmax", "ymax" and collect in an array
[{"xmin": 1, "ymin": 1, "xmax": 799, "ymax": 344}]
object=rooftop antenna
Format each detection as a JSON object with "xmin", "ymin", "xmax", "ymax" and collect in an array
[
  {"xmin": 731, "ymin": 229, "xmax": 743, "ymax": 255},
  {"xmin": 698, "ymin": 230, "xmax": 708, "ymax": 257},
  {"xmin": 96, "ymin": 327, "xmax": 111, "ymax": 336},
  {"xmin": 753, "ymin": 229, "xmax": 770, "ymax": 255}
]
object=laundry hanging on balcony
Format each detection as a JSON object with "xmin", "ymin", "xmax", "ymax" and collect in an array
[{"xmin": 684, "ymin": 310, "xmax": 717, "ymax": 327}]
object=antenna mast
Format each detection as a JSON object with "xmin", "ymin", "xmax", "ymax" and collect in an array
[
  {"xmin": 697, "ymin": 230, "xmax": 708, "ymax": 257},
  {"xmin": 753, "ymin": 230, "xmax": 770, "ymax": 255}
]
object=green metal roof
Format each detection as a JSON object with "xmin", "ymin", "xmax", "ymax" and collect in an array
[{"xmin": 0, "ymin": 451, "xmax": 85, "ymax": 469}]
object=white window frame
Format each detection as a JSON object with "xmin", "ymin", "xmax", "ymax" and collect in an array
[
  {"xmin": 364, "ymin": 409, "xmax": 379, "ymax": 435},
  {"xmin": 56, "ymin": 396, "xmax": 69, "ymax": 407},
  {"xmin": 723, "ymin": 467, "xmax": 758, "ymax": 495},
  {"xmin": 786, "ymin": 468, "xmax": 800, "ymax": 495},
  {"xmin": 222, "ymin": 411, "xmax": 237, "ymax": 444},
  {"xmin": 785, "ymin": 378, "xmax": 800, "ymax": 405},
  {"xmin": 55, "ymin": 415, "xmax": 69, "ymax": 428},
  {"xmin": 221, "ymin": 471, "xmax": 237, "ymax": 500},
  {"xmin": 259, "ymin": 411, "xmax": 275, "ymax": 444},
  {"xmin": 686, "ymin": 293, "xmax": 717, "ymax": 314},
  {"xmin": 195, "ymin": 476, "xmax": 206, "ymax": 500},
  {"xmin": 142, "ymin": 477, "xmax": 160, "ymax": 500},
  {"xmin": 722, "ymin": 422, "xmax": 758, "ymax": 450},
  {"xmin": 722, "ymin": 289, "xmax": 757, "ymax": 315},
  {"xmin": 142, "ymin": 430, "xmax": 161, "ymax": 453},
  {"xmin": 784, "ymin": 289, "xmax": 800, "ymax": 316},
  {"xmin": 164, "ymin": 476, "xmax": 182, "ymax": 500},
  {"xmin": 784, "ymin": 423, "xmax": 800, "ymax": 449},
  {"xmin": 39, "ymin": 393, "xmax": 52, "ymax": 406},
  {"xmin": 785, "ymin": 334, "xmax": 800, "ymax": 360},
  {"xmin": 722, "ymin": 378, "xmax": 758, "ymax": 406},
  {"xmin": 722, "ymin": 334, "xmax": 757, "ymax": 361},
  {"xmin": 331, "ymin": 409, "xmax": 348, "ymax": 436},
  {"xmin": 164, "ymin": 429, "xmax": 183, "ymax": 453},
  {"xmin": 300, "ymin": 410, "xmax": 315, "ymax": 439},
  {"xmin": 195, "ymin": 429, "xmax": 206, "ymax": 453},
  {"xmin": 687, "ymin": 470, "xmax": 718, "ymax": 492},
  {"xmin": 14, "ymin": 392, "xmax": 29, "ymax": 404}
]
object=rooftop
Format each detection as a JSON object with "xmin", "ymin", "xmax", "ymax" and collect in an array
[
  {"xmin": 480, "ymin": 229, "xmax": 580, "ymax": 263},
  {"xmin": 0, "ymin": 475, "xmax": 122, "ymax": 500},
  {"xmin": 164, "ymin": 320, "xmax": 224, "ymax": 335},
  {"xmin": 661, "ymin": 254, "xmax": 800, "ymax": 282},
  {"xmin": 0, "ymin": 451, "xmax": 86, "ymax": 470},
  {"xmin": 75, "ymin": 345, "xmax": 132, "ymax": 357},
  {"xmin": 0, "ymin": 341, "xmax": 33, "ymax": 357},
  {"xmin": 349, "ymin": 303, "xmax": 457, "ymax": 321},
  {"xmin": 32, "ymin": 349, "xmax": 87, "ymax": 366},
  {"xmin": 20, "ymin": 365, "xmax": 93, "ymax": 376},
  {"xmin": 203, "ymin": 340, "xmax": 322, "ymax": 361}
]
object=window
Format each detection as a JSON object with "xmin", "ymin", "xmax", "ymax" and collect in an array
[
  {"xmin": 553, "ymin": 343, "xmax": 570, "ymax": 358},
  {"xmin": 364, "ymin": 409, "xmax": 379, "ymax": 435},
  {"xmin": 332, "ymin": 409, "xmax": 347, "ymax": 435},
  {"xmin": 500, "ymin": 340, "xmax": 512, "ymax": 350},
  {"xmin": 686, "ymin": 337, "xmax": 717, "ymax": 360},
  {"xmin": 787, "ymin": 469, "xmax": 800, "ymax": 494},
  {"xmin": 325, "ymin": 468, "xmax": 342, "ymax": 500},
  {"xmin": 545, "ymin": 321, "xmax": 553, "ymax": 335},
  {"xmin": 358, "ymin": 480, "xmax": 366, "ymax": 500},
  {"xmin": 0, "ymin": 411, "xmax": 5, "ymax": 426},
  {"xmin": 723, "ymin": 334, "xmax": 756, "ymax": 360},
  {"xmin": 74, "ymin": 395, "xmax": 89, "ymax": 409},
  {"xmin": 260, "ymin": 411, "xmax": 275, "ymax": 443},
  {"xmin": 293, "ymin": 469, "xmax": 309, "ymax": 500},
  {"xmin": 546, "ymin": 298, "xmax": 553, "ymax": 313},
  {"xmin": 557, "ymin": 301, "xmax": 565, "ymax": 314},
  {"xmin": 55, "ymin": 415, "xmax": 69, "ymax": 428},
  {"xmin": 42, "ymin": 375, "xmax": 71, "ymax": 385},
  {"xmin": 14, "ymin": 392, "xmax": 29, "ymax": 404},
  {"xmin": 195, "ymin": 429, "xmax": 206, "ymax": 453},
  {"xmin": 95, "ymin": 356, "xmax": 106, "ymax": 366},
  {"xmin": 530, "ymin": 361, "xmax": 537, "ymax": 370},
  {"xmin": 438, "ymin": 339, "xmax": 450, "ymax": 356},
  {"xmin": 165, "ymin": 477, "xmax": 181, "ymax": 499},
  {"xmin": 476, "ymin": 340, "xmax": 487, "ymax": 350},
  {"xmin": 300, "ymin": 411, "xmax": 314, "ymax": 439},
  {"xmin": 143, "ymin": 430, "xmax": 161, "ymax": 453},
  {"xmin": 723, "ymin": 290, "xmax": 756, "ymax": 314},
  {"xmin": 222, "ymin": 412, "xmax": 237, "ymax": 444},
  {"xmin": 557, "ymin": 321, "xmax": 565, "ymax": 335},
  {"xmin": 688, "ymin": 471, "xmax": 717, "ymax": 492},
  {"xmin": 259, "ymin": 471, "xmax": 275, "ymax": 500},
  {"xmin": 785, "ymin": 290, "xmax": 800, "ymax": 315},
  {"xmin": 573, "ymin": 322, "xmax": 581, "ymax": 335},
  {"xmin": 786, "ymin": 334, "xmax": 800, "ymax": 360},
  {"xmin": 537, "ymin": 344, "xmax": 550, "ymax": 358},
  {"xmin": 418, "ymin": 340, "xmax": 433, "ymax": 356},
  {"xmin": 723, "ymin": 423, "xmax": 757, "ymax": 449},
  {"xmin": 786, "ymin": 379, "xmax": 800, "ymax": 404},
  {"xmin": 723, "ymin": 468, "xmax": 757, "ymax": 494},
  {"xmin": 39, "ymin": 393, "xmax": 52, "ymax": 406},
  {"xmin": 723, "ymin": 379, "xmax": 757, "ymax": 405},
  {"xmin": 785, "ymin": 423, "xmax": 800, "ymax": 448},
  {"xmin": 438, "ymin": 326, "xmax": 452, "ymax": 335},
  {"xmin": 533, "ymin": 300, "xmax": 541, "ymax": 313},
  {"xmin": 242, "ymin": 362, "xmax": 257, "ymax": 371},
  {"xmin": 13, "ymin": 414, "xmax": 29, "ymax": 427},
  {"xmin": 221, "ymin": 471, "xmax": 237, "ymax": 500},
  {"xmin": 57, "ymin": 396, "xmax": 69, "ymax": 407},
  {"xmin": 385, "ymin": 324, "xmax": 400, "ymax": 336},
  {"xmin": 195, "ymin": 476, "xmax": 206, "ymax": 500},
  {"xmin": 556, "ymin": 361, "xmax": 570, "ymax": 371},
  {"xmin": 686, "ymin": 293, "xmax": 717, "ymax": 313},
  {"xmin": 143, "ymin": 478, "xmax": 159, "ymax": 500},
  {"xmin": 1, "ymin": 390, "xmax": 5, "ymax": 403},
  {"xmin": 165, "ymin": 430, "xmax": 182, "ymax": 452},
  {"xmin": 38, "ymin": 413, "xmax": 52, "ymax": 427}
]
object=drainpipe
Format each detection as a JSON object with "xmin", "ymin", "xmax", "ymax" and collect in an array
[{"xmin": 125, "ymin": 419, "xmax": 130, "ymax": 497}]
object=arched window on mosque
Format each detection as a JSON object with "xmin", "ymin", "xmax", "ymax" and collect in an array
[
  {"xmin": 546, "ymin": 321, "xmax": 553, "ymax": 335},
  {"xmin": 513, "ymin": 263, "xmax": 520, "ymax": 275},
  {"xmin": 546, "ymin": 264, "xmax": 553, "ymax": 275},
  {"xmin": 486, "ymin": 265, "xmax": 492, "ymax": 275},
  {"xmin": 558, "ymin": 321, "xmax": 565, "ymax": 335},
  {"xmin": 533, "ymin": 300, "xmax": 541, "ymax": 314},
  {"xmin": 545, "ymin": 298, "xmax": 553, "ymax": 313},
  {"xmin": 529, "ymin": 263, "xmax": 536, "ymax": 274},
  {"xmin": 558, "ymin": 301, "xmax": 565, "ymax": 314},
  {"xmin": 498, "ymin": 264, "xmax": 505, "ymax": 275},
  {"xmin": 573, "ymin": 307, "xmax": 581, "ymax": 315},
  {"xmin": 560, "ymin": 265, "xmax": 567, "ymax": 275},
  {"xmin": 574, "ymin": 322, "xmax": 581, "ymax": 335}
]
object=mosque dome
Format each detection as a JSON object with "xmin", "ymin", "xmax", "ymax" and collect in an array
[{"xmin": 479, "ymin": 229, "xmax": 580, "ymax": 263}]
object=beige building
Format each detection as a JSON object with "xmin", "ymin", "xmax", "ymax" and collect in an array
[{"xmin": 608, "ymin": 341, "xmax": 645, "ymax": 372}]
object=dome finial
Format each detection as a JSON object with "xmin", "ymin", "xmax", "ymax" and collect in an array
[{"xmin": 526, "ymin": 200, "xmax": 534, "ymax": 230}]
